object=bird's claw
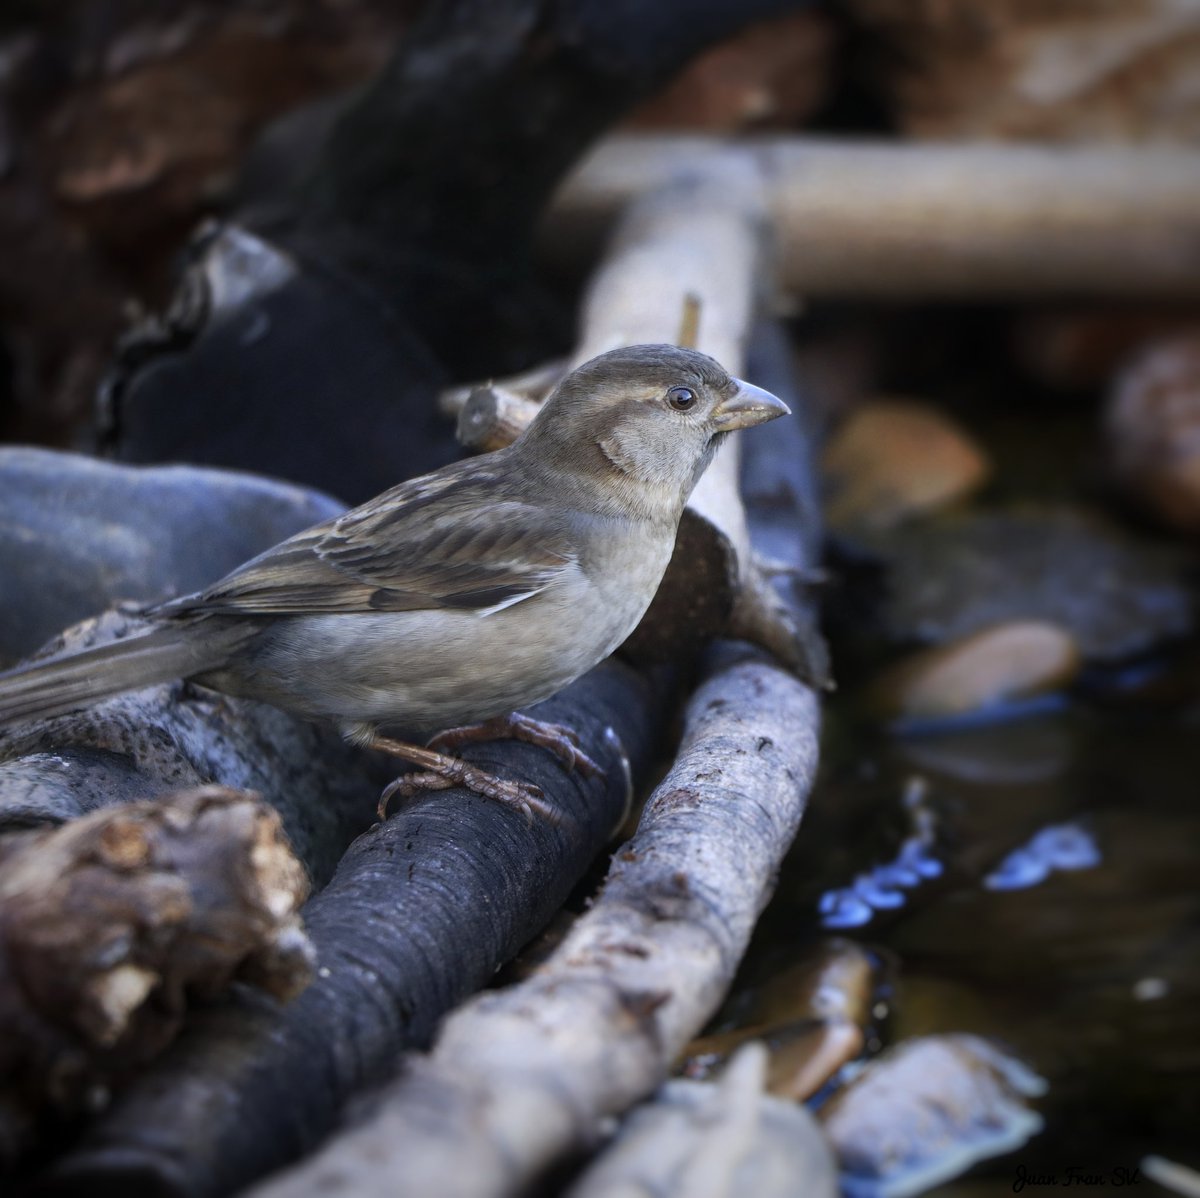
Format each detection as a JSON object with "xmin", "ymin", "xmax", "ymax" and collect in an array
[
  {"xmin": 428, "ymin": 712, "xmax": 602, "ymax": 779},
  {"xmin": 376, "ymin": 758, "xmax": 556, "ymax": 825}
]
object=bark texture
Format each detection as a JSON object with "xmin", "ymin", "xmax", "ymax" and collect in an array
[{"xmin": 0, "ymin": 786, "xmax": 311, "ymax": 1164}]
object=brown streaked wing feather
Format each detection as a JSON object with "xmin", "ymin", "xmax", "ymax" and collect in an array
[{"xmin": 162, "ymin": 464, "xmax": 577, "ymax": 617}]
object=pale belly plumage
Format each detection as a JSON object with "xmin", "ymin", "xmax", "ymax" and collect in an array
[{"xmin": 203, "ymin": 517, "xmax": 674, "ymax": 738}]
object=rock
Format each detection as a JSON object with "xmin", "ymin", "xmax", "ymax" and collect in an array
[
  {"xmin": 871, "ymin": 506, "xmax": 1193, "ymax": 662},
  {"xmin": 1107, "ymin": 333, "xmax": 1200, "ymax": 532},
  {"xmin": 748, "ymin": 937, "xmax": 878, "ymax": 1029},
  {"xmin": 819, "ymin": 1034, "xmax": 1046, "ymax": 1198},
  {"xmin": 822, "ymin": 400, "xmax": 990, "ymax": 533},
  {"xmin": 681, "ymin": 939, "xmax": 877, "ymax": 1100},
  {"xmin": 0, "ymin": 448, "xmax": 343, "ymax": 665},
  {"xmin": 869, "ymin": 621, "xmax": 1081, "ymax": 721},
  {"xmin": 570, "ymin": 1045, "xmax": 840, "ymax": 1198},
  {"xmin": 684, "ymin": 1018, "xmax": 865, "ymax": 1104}
]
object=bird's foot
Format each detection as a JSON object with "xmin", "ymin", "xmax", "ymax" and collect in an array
[
  {"xmin": 369, "ymin": 735, "xmax": 558, "ymax": 824},
  {"xmin": 427, "ymin": 712, "xmax": 602, "ymax": 778}
]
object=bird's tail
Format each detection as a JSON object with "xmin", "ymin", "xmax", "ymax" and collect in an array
[{"xmin": 0, "ymin": 624, "xmax": 239, "ymax": 729}]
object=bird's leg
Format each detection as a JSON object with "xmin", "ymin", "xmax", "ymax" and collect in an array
[
  {"xmin": 365, "ymin": 735, "xmax": 559, "ymax": 824},
  {"xmin": 427, "ymin": 712, "xmax": 602, "ymax": 778}
]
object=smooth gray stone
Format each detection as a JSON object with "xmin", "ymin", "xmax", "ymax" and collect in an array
[
  {"xmin": 0, "ymin": 447, "xmax": 343, "ymax": 665},
  {"xmin": 867, "ymin": 505, "xmax": 1194, "ymax": 662}
]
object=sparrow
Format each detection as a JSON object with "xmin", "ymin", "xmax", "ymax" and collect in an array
[{"xmin": 0, "ymin": 344, "xmax": 788, "ymax": 818}]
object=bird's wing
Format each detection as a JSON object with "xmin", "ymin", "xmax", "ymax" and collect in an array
[{"xmin": 162, "ymin": 465, "xmax": 578, "ymax": 618}]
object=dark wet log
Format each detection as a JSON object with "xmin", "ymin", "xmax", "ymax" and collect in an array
[
  {"xmin": 108, "ymin": 0, "xmax": 818, "ymax": 503},
  {"xmin": 245, "ymin": 643, "xmax": 820, "ymax": 1198},
  {"xmin": 0, "ymin": 786, "xmax": 311, "ymax": 1166},
  {"xmin": 39, "ymin": 660, "xmax": 663, "ymax": 1198},
  {"xmin": 102, "ymin": 224, "xmax": 455, "ymax": 507},
  {"xmin": 546, "ymin": 136, "xmax": 1200, "ymax": 300},
  {"xmin": 255, "ymin": 0, "xmax": 814, "ymax": 332}
]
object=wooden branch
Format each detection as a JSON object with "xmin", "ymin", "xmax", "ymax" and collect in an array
[
  {"xmin": 0, "ymin": 786, "xmax": 311, "ymax": 1164},
  {"xmin": 455, "ymin": 385, "xmax": 542, "ymax": 454},
  {"xmin": 40, "ymin": 662, "xmax": 666, "ymax": 1198},
  {"xmin": 570, "ymin": 162, "xmax": 772, "ymax": 651},
  {"xmin": 438, "ymin": 359, "xmax": 568, "ymax": 422},
  {"xmin": 245, "ymin": 644, "xmax": 821, "ymax": 1198},
  {"xmin": 544, "ymin": 135, "xmax": 1200, "ymax": 299},
  {"xmin": 736, "ymin": 317, "xmax": 829, "ymax": 684}
]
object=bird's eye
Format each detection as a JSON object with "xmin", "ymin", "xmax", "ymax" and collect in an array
[{"xmin": 666, "ymin": 386, "xmax": 697, "ymax": 412}]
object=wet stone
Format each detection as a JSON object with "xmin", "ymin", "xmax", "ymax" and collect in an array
[
  {"xmin": 819, "ymin": 1034, "xmax": 1047, "ymax": 1198},
  {"xmin": 822, "ymin": 400, "xmax": 990, "ymax": 534},
  {"xmin": 0, "ymin": 447, "xmax": 343, "ymax": 665},
  {"xmin": 868, "ymin": 620, "xmax": 1081, "ymax": 721},
  {"xmin": 866, "ymin": 506, "xmax": 1193, "ymax": 662}
]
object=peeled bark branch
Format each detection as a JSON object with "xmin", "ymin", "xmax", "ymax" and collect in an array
[{"xmin": 545, "ymin": 136, "xmax": 1200, "ymax": 299}]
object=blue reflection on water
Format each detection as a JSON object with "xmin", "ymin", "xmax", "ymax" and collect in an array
[
  {"xmin": 820, "ymin": 778, "xmax": 945, "ymax": 929},
  {"xmin": 983, "ymin": 821, "xmax": 1101, "ymax": 891}
]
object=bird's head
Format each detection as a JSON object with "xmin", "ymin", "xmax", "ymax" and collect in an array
[{"xmin": 522, "ymin": 344, "xmax": 789, "ymax": 517}]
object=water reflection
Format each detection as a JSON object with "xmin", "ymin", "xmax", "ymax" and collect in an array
[
  {"xmin": 820, "ymin": 778, "xmax": 944, "ymax": 928},
  {"xmin": 731, "ymin": 699, "xmax": 1200, "ymax": 1195},
  {"xmin": 983, "ymin": 822, "xmax": 1101, "ymax": 891}
]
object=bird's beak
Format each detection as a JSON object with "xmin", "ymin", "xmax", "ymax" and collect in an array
[{"xmin": 711, "ymin": 379, "xmax": 791, "ymax": 431}]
